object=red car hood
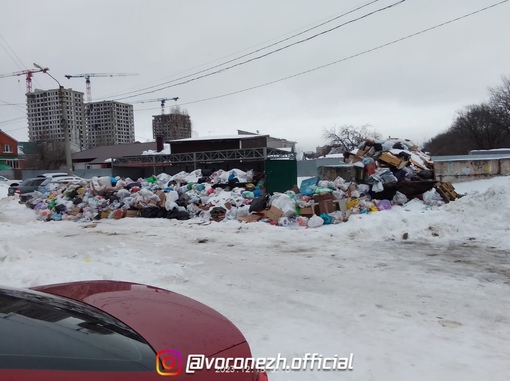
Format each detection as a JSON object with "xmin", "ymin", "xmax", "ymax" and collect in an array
[{"xmin": 31, "ymin": 281, "xmax": 249, "ymax": 358}]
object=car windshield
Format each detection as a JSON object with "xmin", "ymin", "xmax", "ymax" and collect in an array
[
  {"xmin": 19, "ymin": 179, "xmax": 32, "ymax": 186},
  {"xmin": 0, "ymin": 287, "xmax": 156, "ymax": 371}
]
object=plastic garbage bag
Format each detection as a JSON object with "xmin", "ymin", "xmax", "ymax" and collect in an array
[
  {"xmin": 372, "ymin": 181, "xmax": 384, "ymax": 193},
  {"xmin": 357, "ymin": 184, "xmax": 370, "ymax": 194},
  {"xmin": 296, "ymin": 216, "xmax": 309, "ymax": 226},
  {"xmin": 375, "ymin": 199, "xmax": 392, "ymax": 211},
  {"xmin": 307, "ymin": 214, "xmax": 324, "ymax": 228},
  {"xmin": 271, "ymin": 194, "xmax": 296, "ymax": 217},
  {"xmin": 392, "ymin": 191, "xmax": 408, "ymax": 205},
  {"xmin": 278, "ymin": 217, "xmax": 290, "ymax": 227},
  {"xmin": 320, "ymin": 213, "xmax": 332, "ymax": 224},
  {"xmin": 422, "ymin": 189, "xmax": 444, "ymax": 206}
]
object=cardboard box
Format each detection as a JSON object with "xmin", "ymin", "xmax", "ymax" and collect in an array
[
  {"xmin": 315, "ymin": 200, "xmax": 335, "ymax": 215},
  {"xmin": 355, "ymin": 146, "xmax": 375, "ymax": 157},
  {"xmin": 70, "ymin": 207, "xmax": 81, "ymax": 216},
  {"xmin": 266, "ymin": 205, "xmax": 283, "ymax": 222},
  {"xmin": 100, "ymin": 210, "xmax": 110, "ymax": 219},
  {"xmin": 125, "ymin": 209, "xmax": 139, "ymax": 218},
  {"xmin": 378, "ymin": 152, "xmax": 408, "ymax": 169},
  {"xmin": 237, "ymin": 213, "xmax": 264, "ymax": 223},
  {"xmin": 313, "ymin": 194, "xmax": 335, "ymax": 215},
  {"xmin": 355, "ymin": 148, "xmax": 368, "ymax": 157},
  {"xmin": 299, "ymin": 206, "xmax": 314, "ymax": 217},
  {"xmin": 155, "ymin": 190, "xmax": 166, "ymax": 206}
]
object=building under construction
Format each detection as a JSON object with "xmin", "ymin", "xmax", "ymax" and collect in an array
[
  {"xmin": 26, "ymin": 88, "xmax": 86, "ymax": 151},
  {"xmin": 152, "ymin": 113, "xmax": 191, "ymax": 142},
  {"xmin": 86, "ymin": 101, "xmax": 135, "ymax": 148}
]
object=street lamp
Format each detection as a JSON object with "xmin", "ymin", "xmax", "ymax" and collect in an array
[{"xmin": 33, "ymin": 63, "xmax": 73, "ymax": 175}]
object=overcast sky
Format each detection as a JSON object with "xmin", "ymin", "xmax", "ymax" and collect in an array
[{"xmin": 1, "ymin": 0, "xmax": 509, "ymax": 152}]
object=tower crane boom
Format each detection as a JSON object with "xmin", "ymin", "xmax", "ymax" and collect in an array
[
  {"xmin": 133, "ymin": 97, "xmax": 179, "ymax": 115},
  {"xmin": 64, "ymin": 72, "xmax": 139, "ymax": 102},
  {"xmin": 0, "ymin": 65, "xmax": 49, "ymax": 93}
]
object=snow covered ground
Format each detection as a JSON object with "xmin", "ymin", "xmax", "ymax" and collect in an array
[{"xmin": 1, "ymin": 176, "xmax": 509, "ymax": 380}]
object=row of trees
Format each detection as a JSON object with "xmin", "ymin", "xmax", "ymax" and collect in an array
[
  {"xmin": 423, "ymin": 76, "xmax": 510, "ymax": 155},
  {"xmin": 320, "ymin": 76, "xmax": 510, "ymax": 156}
]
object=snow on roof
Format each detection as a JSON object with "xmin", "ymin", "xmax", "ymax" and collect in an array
[
  {"xmin": 433, "ymin": 154, "xmax": 510, "ymax": 162},
  {"xmin": 142, "ymin": 143, "xmax": 171, "ymax": 155},
  {"xmin": 469, "ymin": 148, "xmax": 510, "ymax": 153},
  {"xmin": 169, "ymin": 134, "xmax": 269, "ymax": 142}
]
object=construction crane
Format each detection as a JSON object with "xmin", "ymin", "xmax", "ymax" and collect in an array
[
  {"xmin": 64, "ymin": 73, "xmax": 139, "ymax": 102},
  {"xmin": 133, "ymin": 97, "xmax": 179, "ymax": 115},
  {"xmin": 0, "ymin": 64, "xmax": 49, "ymax": 93}
]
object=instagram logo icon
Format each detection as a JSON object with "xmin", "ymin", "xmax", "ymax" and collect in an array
[{"xmin": 156, "ymin": 350, "xmax": 182, "ymax": 376}]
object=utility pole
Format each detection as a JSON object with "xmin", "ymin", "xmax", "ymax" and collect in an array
[{"xmin": 58, "ymin": 86, "xmax": 73, "ymax": 175}]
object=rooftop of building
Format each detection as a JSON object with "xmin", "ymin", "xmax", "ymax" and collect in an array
[
  {"xmin": 72, "ymin": 141, "xmax": 157, "ymax": 163},
  {"xmin": 169, "ymin": 134, "xmax": 270, "ymax": 143}
]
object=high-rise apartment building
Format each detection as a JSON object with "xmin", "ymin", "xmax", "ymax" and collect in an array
[
  {"xmin": 86, "ymin": 101, "xmax": 135, "ymax": 148},
  {"xmin": 152, "ymin": 113, "xmax": 192, "ymax": 141},
  {"xmin": 27, "ymin": 88, "xmax": 86, "ymax": 150}
]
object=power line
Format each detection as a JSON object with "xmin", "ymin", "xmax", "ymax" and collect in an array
[
  {"xmin": 116, "ymin": 0, "xmax": 406, "ymax": 101},
  {"xmin": 0, "ymin": 33, "xmax": 43, "ymax": 89},
  {"xmin": 134, "ymin": 0, "xmax": 508, "ymax": 112},
  {"xmin": 0, "ymin": 124, "xmax": 27, "ymax": 133},
  {"xmin": 0, "ymin": 98, "xmax": 26, "ymax": 113},
  {"xmin": 0, "ymin": 116, "xmax": 26, "ymax": 125},
  {"xmin": 0, "ymin": 35, "xmax": 24, "ymax": 70},
  {"xmin": 103, "ymin": 0, "xmax": 383, "ymax": 100}
]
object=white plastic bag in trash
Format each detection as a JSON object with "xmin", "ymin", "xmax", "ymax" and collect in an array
[
  {"xmin": 271, "ymin": 194, "xmax": 296, "ymax": 217},
  {"xmin": 422, "ymin": 189, "xmax": 444, "ymax": 206},
  {"xmin": 308, "ymin": 214, "xmax": 324, "ymax": 228},
  {"xmin": 372, "ymin": 181, "xmax": 384, "ymax": 193},
  {"xmin": 358, "ymin": 184, "xmax": 370, "ymax": 194},
  {"xmin": 392, "ymin": 191, "xmax": 408, "ymax": 205}
]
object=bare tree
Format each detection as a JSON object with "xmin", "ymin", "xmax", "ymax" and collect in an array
[
  {"xmin": 489, "ymin": 76, "xmax": 510, "ymax": 131},
  {"xmin": 424, "ymin": 76, "xmax": 510, "ymax": 155},
  {"xmin": 169, "ymin": 105, "xmax": 189, "ymax": 115},
  {"xmin": 26, "ymin": 132, "xmax": 67, "ymax": 169},
  {"xmin": 489, "ymin": 76, "xmax": 510, "ymax": 113},
  {"xmin": 450, "ymin": 104, "xmax": 507, "ymax": 150},
  {"xmin": 24, "ymin": 141, "xmax": 66, "ymax": 170},
  {"xmin": 322, "ymin": 124, "xmax": 381, "ymax": 153}
]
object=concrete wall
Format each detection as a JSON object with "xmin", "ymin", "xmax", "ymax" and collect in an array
[
  {"xmin": 297, "ymin": 158, "xmax": 344, "ymax": 177},
  {"xmin": 434, "ymin": 158, "xmax": 510, "ymax": 182},
  {"xmin": 0, "ymin": 170, "xmax": 16, "ymax": 180}
]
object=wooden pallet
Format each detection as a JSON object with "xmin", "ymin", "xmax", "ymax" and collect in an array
[{"xmin": 434, "ymin": 182, "xmax": 459, "ymax": 203}]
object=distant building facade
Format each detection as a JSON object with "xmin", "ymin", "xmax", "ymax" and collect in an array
[
  {"xmin": 27, "ymin": 88, "xmax": 86, "ymax": 150},
  {"xmin": 237, "ymin": 129, "xmax": 296, "ymax": 151},
  {"xmin": 152, "ymin": 113, "xmax": 192, "ymax": 142},
  {"xmin": 86, "ymin": 101, "xmax": 135, "ymax": 148},
  {"xmin": 0, "ymin": 129, "xmax": 25, "ymax": 169}
]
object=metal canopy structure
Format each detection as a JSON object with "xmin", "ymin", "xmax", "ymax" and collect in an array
[{"xmin": 111, "ymin": 147, "xmax": 295, "ymax": 168}]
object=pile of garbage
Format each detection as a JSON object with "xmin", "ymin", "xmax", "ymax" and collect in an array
[
  {"xmin": 19, "ymin": 164, "xmax": 456, "ymax": 228},
  {"xmin": 23, "ymin": 169, "xmax": 265, "ymax": 223},
  {"xmin": 343, "ymin": 138, "xmax": 435, "ymax": 194}
]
